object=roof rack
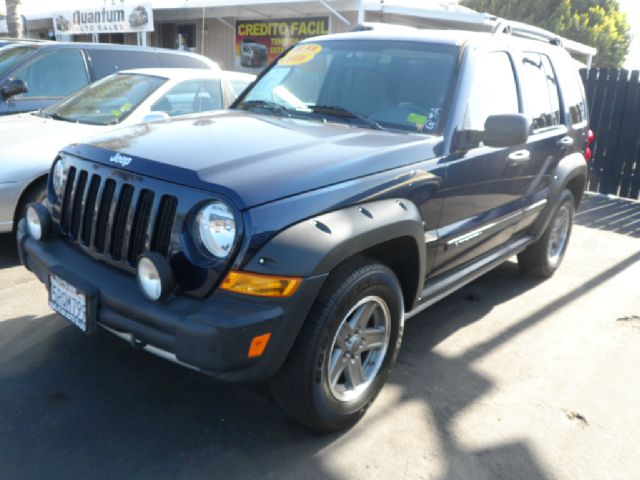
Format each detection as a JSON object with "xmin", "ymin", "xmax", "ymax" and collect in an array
[
  {"xmin": 351, "ymin": 22, "xmax": 417, "ymax": 33},
  {"xmin": 492, "ymin": 19, "xmax": 563, "ymax": 47}
]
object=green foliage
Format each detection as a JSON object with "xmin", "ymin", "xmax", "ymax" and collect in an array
[{"xmin": 462, "ymin": 0, "xmax": 631, "ymax": 67}]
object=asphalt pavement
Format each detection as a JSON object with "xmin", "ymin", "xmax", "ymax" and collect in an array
[{"xmin": 0, "ymin": 193, "xmax": 638, "ymax": 480}]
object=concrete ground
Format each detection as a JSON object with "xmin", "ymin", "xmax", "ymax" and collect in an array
[{"xmin": 0, "ymin": 193, "xmax": 638, "ymax": 480}]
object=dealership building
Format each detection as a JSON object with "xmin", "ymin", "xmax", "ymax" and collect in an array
[{"xmin": 19, "ymin": 0, "xmax": 596, "ymax": 71}]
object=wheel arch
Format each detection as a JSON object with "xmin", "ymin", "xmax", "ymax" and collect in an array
[
  {"xmin": 12, "ymin": 173, "xmax": 48, "ymax": 229},
  {"xmin": 244, "ymin": 198, "xmax": 427, "ymax": 311},
  {"xmin": 531, "ymin": 153, "xmax": 586, "ymax": 240}
]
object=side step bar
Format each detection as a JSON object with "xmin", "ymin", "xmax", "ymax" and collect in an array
[{"xmin": 406, "ymin": 236, "xmax": 533, "ymax": 320}]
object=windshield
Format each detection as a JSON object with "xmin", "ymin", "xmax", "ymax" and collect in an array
[
  {"xmin": 236, "ymin": 39, "xmax": 458, "ymax": 134},
  {"xmin": 0, "ymin": 46, "xmax": 36, "ymax": 77},
  {"xmin": 43, "ymin": 73, "xmax": 167, "ymax": 125}
]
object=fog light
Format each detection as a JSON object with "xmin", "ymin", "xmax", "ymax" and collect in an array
[
  {"xmin": 25, "ymin": 203, "xmax": 50, "ymax": 241},
  {"xmin": 136, "ymin": 252, "xmax": 175, "ymax": 301}
]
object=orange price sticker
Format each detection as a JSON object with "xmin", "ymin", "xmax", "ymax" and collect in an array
[{"xmin": 279, "ymin": 44, "xmax": 323, "ymax": 66}]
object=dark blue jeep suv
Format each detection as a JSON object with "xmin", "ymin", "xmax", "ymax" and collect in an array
[{"xmin": 18, "ymin": 28, "xmax": 591, "ymax": 431}]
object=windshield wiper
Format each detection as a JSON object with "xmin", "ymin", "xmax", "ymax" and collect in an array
[
  {"xmin": 48, "ymin": 112, "xmax": 75, "ymax": 123},
  {"xmin": 239, "ymin": 100, "xmax": 291, "ymax": 117},
  {"xmin": 35, "ymin": 110, "xmax": 75, "ymax": 122},
  {"xmin": 309, "ymin": 105, "xmax": 383, "ymax": 130}
]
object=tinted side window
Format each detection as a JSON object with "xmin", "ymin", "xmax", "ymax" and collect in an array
[
  {"xmin": 0, "ymin": 46, "xmax": 36, "ymax": 77},
  {"xmin": 464, "ymin": 51, "xmax": 519, "ymax": 131},
  {"xmin": 555, "ymin": 57, "xmax": 587, "ymax": 126},
  {"xmin": 541, "ymin": 55, "xmax": 562, "ymax": 126},
  {"xmin": 14, "ymin": 49, "xmax": 89, "ymax": 98},
  {"xmin": 521, "ymin": 52, "xmax": 562, "ymax": 131},
  {"xmin": 229, "ymin": 78, "xmax": 252, "ymax": 99},
  {"xmin": 152, "ymin": 79, "xmax": 223, "ymax": 116},
  {"xmin": 158, "ymin": 53, "xmax": 208, "ymax": 69},
  {"xmin": 88, "ymin": 49, "xmax": 160, "ymax": 79}
]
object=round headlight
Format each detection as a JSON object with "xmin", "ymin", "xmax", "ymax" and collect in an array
[
  {"xmin": 25, "ymin": 203, "xmax": 50, "ymax": 241},
  {"xmin": 136, "ymin": 253, "xmax": 174, "ymax": 301},
  {"xmin": 52, "ymin": 158, "xmax": 67, "ymax": 197},
  {"xmin": 195, "ymin": 201, "xmax": 236, "ymax": 258}
]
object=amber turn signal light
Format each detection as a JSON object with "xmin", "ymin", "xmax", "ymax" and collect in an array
[
  {"xmin": 220, "ymin": 271, "xmax": 302, "ymax": 297},
  {"xmin": 248, "ymin": 333, "xmax": 272, "ymax": 358}
]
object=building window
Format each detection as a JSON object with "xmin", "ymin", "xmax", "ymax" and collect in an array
[
  {"xmin": 99, "ymin": 33, "xmax": 125, "ymax": 44},
  {"xmin": 159, "ymin": 23, "xmax": 196, "ymax": 51}
]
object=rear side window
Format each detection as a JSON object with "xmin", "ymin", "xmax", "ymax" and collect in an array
[
  {"xmin": 14, "ymin": 49, "xmax": 89, "ymax": 98},
  {"xmin": 152, "ymin": 79, "xmax": 223, "ymax": 116},
  {"xmin": 521, "ymin": 52, "xmax": 562, "ymax": 131},
  {"xmin": 229, "ymin": 78, "xmax": 252, "ymax": 99},
  {"xmin": 464, "ymin": 51, "xmax": 520, "ymax": 131},
  {"xmin": 88, "ymin": 49, "xmax": 160, "ymax": 79},
  {"xmin": 555, "ymin": 57, "xmax": 587, "ymax": 126},
  {"xmin": 158, "ymin": 53, "xmax": 208, "ymax": 69}
]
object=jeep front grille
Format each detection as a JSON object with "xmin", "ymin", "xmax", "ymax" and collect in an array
[{"xmin": 59, "ymin": 165, "xmax": 178, "ymax": 268}]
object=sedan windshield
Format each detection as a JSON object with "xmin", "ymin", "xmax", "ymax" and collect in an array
[
  {"xmin": 43, "ymin": 73, "xmax": 166, "ymax": 125},
  {"xmin": 236, "ymin": 40, "xmax": 459, "ymax": 134},
  {"xmin": 0, "ymin": 46, "xmax": 36, "ymax": 77}
]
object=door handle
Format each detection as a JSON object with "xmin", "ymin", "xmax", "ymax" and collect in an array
[
  {"xmin": 508, "ymin": 149, "xmax": 531, "ymax": 163},
  {"xmin": 557, "ymin": 136, "xmax": 574, "ymax": 149}
]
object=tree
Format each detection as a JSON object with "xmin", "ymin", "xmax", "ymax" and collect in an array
[
  {"xmin": 462, "ymin": 0, "xmax": 631, "ymax": 67},
  {"xmin": 5, "ymin": 0, "xmax": 23, "ymax": 38}
]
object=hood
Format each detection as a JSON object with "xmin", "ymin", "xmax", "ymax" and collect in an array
[
  {"xmin": 67, "ymin": 111, "xmax": 442, "ymax": 209},
  {"xmin": 0, "ymin": 112, "xmax": 102, "ymax": 182}
]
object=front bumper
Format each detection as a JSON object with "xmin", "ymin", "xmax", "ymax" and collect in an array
[{"xmin": 17, "ymin": 220, "xmax": 327, "ymax": 382}]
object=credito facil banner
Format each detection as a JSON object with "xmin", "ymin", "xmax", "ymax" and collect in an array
[{"xmin": 235, "ymin": 17, "xmax": 329, "ymax": 71}]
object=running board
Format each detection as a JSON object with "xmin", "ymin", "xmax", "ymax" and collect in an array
[{"xmin": 405, "ymin": 236, "xmax": 533, "ymax": 320}]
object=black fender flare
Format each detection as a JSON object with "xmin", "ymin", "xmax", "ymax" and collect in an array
[
  {"xmin": 244, "ymin": 198, "xmax": 427, "ymax": 308},
  {"xmin": 531, "ymin": 152, "xmax": 587, "ymax": 239}
]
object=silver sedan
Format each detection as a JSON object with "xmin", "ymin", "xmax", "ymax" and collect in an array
[{"xmin": 0, "ymin": 67, "xmax": 254, "ymax": 232}]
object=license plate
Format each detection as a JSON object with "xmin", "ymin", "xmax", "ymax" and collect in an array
[{"xmin": 49, "ymin": 274, "xmax": 89, "ymax": 332}]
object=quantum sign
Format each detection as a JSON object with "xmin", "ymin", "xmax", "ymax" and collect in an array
[{"xmin": 53, "ymin": 3, "xmax": 154, "ymax": 35}]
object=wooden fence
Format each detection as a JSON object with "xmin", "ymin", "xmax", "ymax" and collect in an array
[{"xmin": 580, "ymin": 68, "xmax": 640, "ymax": 200}]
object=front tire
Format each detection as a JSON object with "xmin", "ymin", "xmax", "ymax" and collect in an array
[
  {"xmin": 270, "ymin": 257, "xmax": 404, "ymax": 431},
  {"xmin": 518, "ymin": 189, "xmax": 575, "ymax": 277}
]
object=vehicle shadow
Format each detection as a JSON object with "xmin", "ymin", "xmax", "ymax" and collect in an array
[
  {"xmin": 0, "ymin": 261, "xmax": 558, "ymax": 480},
  {"xmin": 576, "ymin": 193, "xmax": 640, "ymax": 237},
  {"xmin": 0, "ymin": 233, "xmax": 19, "ymax": 268},
  {"xmin": 1, "ymin": 197, "xmax": 637, "ymax": 479}
]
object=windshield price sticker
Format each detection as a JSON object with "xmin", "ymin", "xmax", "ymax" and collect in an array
[{"xmin": 279, "ymin": 44, "xmax": 323, "ymax": 66}]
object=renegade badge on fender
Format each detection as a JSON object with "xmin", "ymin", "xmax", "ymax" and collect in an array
[{"xmin": 18, "ymin": 27, "xmax": 591, "ymax": 431}]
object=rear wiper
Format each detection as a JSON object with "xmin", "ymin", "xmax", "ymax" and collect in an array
[
  {"xmin": 239, "ymin": 100, "xmax": 291, "ymax": 117},
  {"xmin": 309, "ymin": 105, "xmax": 383, "ymax": 130}
]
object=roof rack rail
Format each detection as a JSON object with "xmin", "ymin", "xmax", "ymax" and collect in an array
[
  {"xmin": 351, "ymin": 22, "xmax": 417, "ymax": 33},
  {"xmin": 492, "ymin": 19, "xmax": 563, "ymax": 48}
]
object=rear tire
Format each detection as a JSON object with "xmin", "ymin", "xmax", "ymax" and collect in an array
[
  {"xmin": 518, "ymin": 190, "xmax": 575, "ymax": 278},
  {"xmin": 269, "ymin": 257, "xmax": 404, "ymax": 431}
]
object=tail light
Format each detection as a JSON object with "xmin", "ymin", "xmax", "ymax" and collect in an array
[{"xmin": 585, "ymin": 129, "xmax": 595, "ymax": 161}]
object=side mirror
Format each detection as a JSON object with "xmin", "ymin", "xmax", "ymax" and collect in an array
[
  {"xmin": 1, "ymin": 78, "xmax": 28, "ymax": 99},
  {"xmin": 142, "ymin": 111, "xmax": 170, "ymax": 123},
  {"xmin": 482, "ymin": 113, "xmax": 530, "ymax": 147}
]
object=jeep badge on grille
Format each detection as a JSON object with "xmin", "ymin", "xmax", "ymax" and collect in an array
[{"xmin": 110, "ymin": 153, "xmax": 132, "ymax": 167}]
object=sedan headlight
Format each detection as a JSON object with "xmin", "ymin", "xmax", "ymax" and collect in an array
[
  {"xmin": 195, "ymin": 201, "xmax": 236, "ymax": 258},
  {"xmin": 52, "ymin": 157, "xmax": 68, "ymax": 197}
]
